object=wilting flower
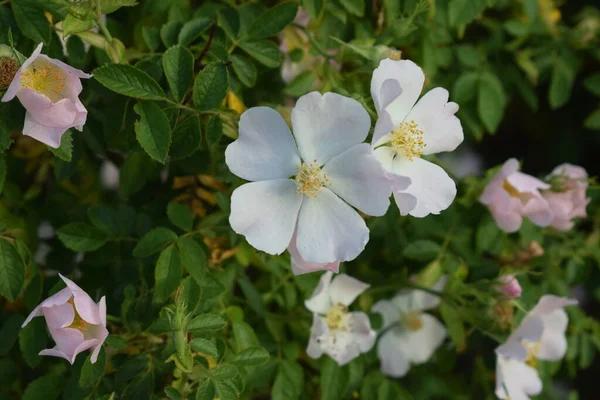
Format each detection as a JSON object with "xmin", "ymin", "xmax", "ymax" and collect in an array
[
  {"xmin": 226, "ymin": 92, "xmax": 391, "ymax": 265},
  {"xmin": 305, "ymin": 272, "xmax": 376, "ymax": 365},
  {"xmin": 480, "ymin": 159, "xmax": 553, "ymax": 233},
  {"xmin": 1, "ymin": 43, "xmax": 91, "ymax": 148},
  {"xmin": 497, "ymin": 275, "xmax": 522, "ymax": 299},
  {"xmin": 495, "ymin": 295, "xmax": 577, "ymax": 400},
  {"xmin": 372, "ymin": 277, "xmax": 447, "ymax": 377},
  {"xmin": 370, "ymin": 58, "xmax": 464, "ymax": 217},
  {"xmin": 543, "ymin": 163, "xmax": 590, "ymax": 231},
  {"xmin": 22, "ymin": 274, "xmax": 108, "ymax": 364}
]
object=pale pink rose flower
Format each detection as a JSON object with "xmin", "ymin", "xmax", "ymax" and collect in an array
[
  {"xmin": 497, "ymin": 275, "xmax": 522, "ymax": 299},
  {"xmin": 1, "ymin": 43, "xmax": 92, "ymax": 148},
  {"xmin": 22, "ymin": 274, "xmax": 108, "ymax": 364},
  {"xmin": 288, "ymin": 230, "xmax": 340, "ymax": 275},
  {"xmin": 480, "ymin": 159, "xmax": 553, "ymax": 233},
  {"xmin": 542, "ymin": 164, "xmax": 590, "ymax": 231}
]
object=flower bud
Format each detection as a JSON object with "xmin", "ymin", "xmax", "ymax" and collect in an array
[{"xmin": 497, "ymin": 275, "xmax": 522, "ymax": 299}]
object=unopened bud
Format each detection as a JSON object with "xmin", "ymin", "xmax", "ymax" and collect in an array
[
  {"xmin": 0, "ymin": 57, "xmax": 19, "ymax": 87},
  {"xmin": 528, "ymin": 241, "xmax": 544, "ymax": 257},
  {"xmin": 497, "ymin": 275, "xmax": 522, "ymax": 299}
]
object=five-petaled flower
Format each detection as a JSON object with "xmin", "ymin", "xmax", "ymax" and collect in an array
[
  {"xmin": 372, "ymin": 277, "xmax": 447, "ymax": 377},
  {"xmin": 480, "ymin": 158, "xmax": 553, "ymax": 233},
  {"xmin": 1, "ymin": 43, "xmax": 91, "ymax": 148},
  {"xmin": 370, "ymin": 58, "xmax": 464, "ymax": 217},
  {"xmin": 495, "ymin": 295, "xmax": 577, "ymax": 400},
  {"xmin": 22, "ymin": 274, "xmax": 108, "ymax": 364},
  {"xmin": 305, "ymin": 272, "xmax": 376, "ymax": 365},
  {"xmin": 225, "ymin": 91, "xmax": 391, "ymax": 266},
  {"xmin": 543, "ymin": 163, "xmax": 590, "ymax": 231}
]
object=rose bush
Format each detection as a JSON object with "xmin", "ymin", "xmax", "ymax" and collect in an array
[{"xmin": 0, "ymin": 1, "xmax": 599, "ymax": 399}]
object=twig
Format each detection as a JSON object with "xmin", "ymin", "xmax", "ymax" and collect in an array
[{"xmin": 197, "ymin": 20, "xmax": 217, "ymax": 69}]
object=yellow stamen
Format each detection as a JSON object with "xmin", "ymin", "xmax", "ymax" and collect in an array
[
  {"xmin": 65, "ymin": 298, "xmax": 89, "ymax": 331},
  {"xmin": 326, "ymin": 303, "xmax": 350, "ymax": 331},
  {"xmin": 391, "ymin": 120, "xmax": 425, "ymax": 161},
  {"xmin": 502, "ymin": 180, "xmax": 521, "ymax": 197},
  {"xmin": 20, "ymin": 62, "xmax": 66, "ymax": 102},
  {"xmin": 296, "ymin": 161, "xmax": 328, "ymax": 198},
  {"xmin": 402, "ymin": 310, "xmax": 424, "ymax": 331},
  {"xmin": 523, "ymin": 340, "xmax": 540, "ymax": 368}
]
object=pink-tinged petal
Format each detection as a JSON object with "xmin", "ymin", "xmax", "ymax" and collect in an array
[
  {"xmin": 42, "ymin": 301, "xmax": 75, "ymax": 329},
  {"xmin": 229, "ymin": 179, "xmax": 303, "ymax": 256},
  {"xmin": 497, "ymin": 275, "xmax": 522, "ymax": 299},
  {"xmin": 323, "ymin": 144, "xmax": 392, "ymax": 216},
  {"xmin": 98, "ymin": 296, "xmax": 107, "ymax": 326},
  {"xmin": 378, "ymin": 330, "xmax": 410, "ymax": 378},
  {"xmin": 296, "ymin": 188, "xmax": 369, "ymax": 263},
  {"xmin": 45, "ymin": 327, "xmax": 85, "ymax": 364},
  {"xmin": 17, "ymin": 90, "xmax": 78, "ymax": 128},
  {"xmin": 491, "ymin": 208, "xmax": 523, "ymax": 233},
  {"xmin": 370, "ymin": 59, "xmax": 424, "ymax": 124},
  {"xmin": 506, "ymin": 172, "xmax": 550, "ymax": 193},
  {"xmin": 404, "ymin": 88, "xmax": 464, "ymax": 155},
  {"xmin": 373, "ymin": 147, "xmax": 412, "ymax": 192},
  {"xmin": 2, "ymin": 43, "xmax": 44, "ymax": 102},
  {"xmin": 351, "ymin": 311, "xmax": 376, "ymax": 352},
  {"xmin": 521, "ymin": 197, "xmax": 553, "ymax": 227},
  {"xmin": 329, "ymin": 274, "xmax": 369, "ymax": 307},
  {"xmin": 90, "ymin": 327, "xmax": 109, "ymax": 363},
  {"xmin": 537, "ymin": 308, "xmax": 569, "ymax": 361},
  {"xmin": 72, "ymin": 97, "xmax": 88, "ymax": 131},
  {"xmin": 372, "ymin": 110, "xmax": 394, "ymax": 147},
  {"xmin": 38, "ymin": 54, "xmax": 92, "ymax": 80},
  {"xmin": 225, "ymin": 107, "xmax": 301, "ymax": 181},
  {"xmin": 531, "ymin": 295, "xmax": 578, "ymax": 315},
  {"xmin": 22, "ymin": 112, "xmax": 67, "ymax": 148},
  {"xmin": 22, "ymin": 287, "xmax": 73, "ymax": 327},
  {"xmin": 70, "ymin": 338, "xmax": 101, "ymax": 364},
  {"xmin": 59, "ymin": 274, "xmax": 102, "ymax": 325},
  {"xmin": 305, "ymin": 271, "xmax": 334, "ymax": 314},
  {"xmin": 289, "ymin": 232, "xmax": 340, "ymax": 275},
  {"xmin": 291, "ymin": 92, "xmax": 370, "ymax": 165},
  {"xmin": 393, "ymin": 192, "xmax": 418, "ymax": 216},
  {"xmin": 38, "ymin": 348, "xmax": 73, "ymax": 363}
]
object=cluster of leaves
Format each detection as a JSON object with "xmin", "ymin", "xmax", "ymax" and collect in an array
[{"xmin": 0, "ymin": 0, "xmax": 599, "ymax": 399}]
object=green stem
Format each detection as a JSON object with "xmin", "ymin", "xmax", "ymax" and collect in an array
[
  {"xmin": 96, "ymin": 2, "xmax": 113, "ymax": 42},
  {"xmin": 164, "ymin": 98, "xmax": 219, "ymax": 116}
]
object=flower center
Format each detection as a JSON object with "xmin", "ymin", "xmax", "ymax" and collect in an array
[
  {"xmin": 65, "ymin": 298, "xmax": 89, "ymax": 332},
  {"xmin": 502, "ymin": 180, "xmax": 521, "ymax": 198},
  {"xmin": 523, "ymin": 340, "xmax": 541, "ymax": 368},
  {"xmin": 295, "ymin": 161, "xmax": 328, "ymax": 198},
  {"xmin": 401, "ymin": 310, "xmax": 423, "ymax": 331},
  {"xmin": 20, "ymin": 62, "xmax": 66, "ymax": 102},
  {"xmin": 325, "ymin": 303, "xmax": 351, "ymax": 331},
  {"xmin": 391, "ymin": 120, "xmax": 425, "ymax": 161}
]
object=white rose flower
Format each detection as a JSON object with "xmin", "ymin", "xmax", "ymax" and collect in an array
[
  {"xmin": 305, "ymin": 272, "xmax": 376, "ymax": 365},
  {"xmin": 372, "ymin": 277, "xmax": 447, "ymax": 377},
  {"xmin": 370, "ymin": 58, "xmax": 464, "ymax": 217},
  {"xmin": 226, "ymin": 91, "xmax": 391, "ymax": 265}
]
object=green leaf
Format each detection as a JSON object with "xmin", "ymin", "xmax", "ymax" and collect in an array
[
  {"xmin": 210, "ymin": 364, "xmax": 238, "ymax": 381},
  {"xmin": 188, "ymin": 313, "xmax": 227, "ymax": 331},
  {"xmin": 231, "ymin": 54, "xmax": 257, "ymax": 88},
  {"xmin": 239, "ymin": 40, "xmax": 282, "ymax": 68},
  {"xmin": 48, "ymin": 130, "xmax": 73, "ymax": 162},
  {"xmin": 455, "ymin": 45, "xmax": 480, "ymax": 67},
  {"xmin": 0, "ymin": 238, "xmax": 25, "ymax": 301},
  {"xmin": 190, "ymin": 338, "xmax": 218, "ymax": 358},
  {"xmin": 232, "ymin": 321, "xmax": 259, "ymax": 352},
  {"xmin": 283, "ymin": 71, "xmax": 315, "ymax": 97},
  {"xmin": 133, "ymin": 227, "xmax": 178, "ymax": 258},
  {"xmin": 218, "ymin": 7, "xmax": 240, "ymax": 40},
  {"xmin": 196, "ymin": 379, "xmax": 216, "ymax": 400},
  {"xmin": 584, "ymin": 109, "xmax": 600, "ymax": 130},
  {"xmin": 119, "ymin": 151, "xmax": 159, "ymax": 198},
  {"xmin": 88, "ymin": 205, "xmax": 119, "ymax": 236},
  {"xmin": 477, "ymin": 71, "xmax": 506, "ymax": 133},
  {"xmin": 133, "ymin": 101, "xmax": 172, "ymax": 164},
  {"xmin": 161, "ymin": 21, "xmax": 182, "ymax": 48},
  {"xmin": 19, "ymin": 317, "xmax": 47, "ymax": 368},
  {"xmin": 105, "ymin": 335, "xmax": 128, "ymax": 349},
  {"xmin": 214, "ymin": 381, "xmax": 238, "ymax": 400},
  {"xmin": 57, "ymin": 222, "xmax": 108, "ymax": 252},
  {"xmin": 23, "ymin": 374, "xmax": 63, "ymax": 400},
  {"xmin": 452, "ymin": 72, "xmax": 478, "ymax": 104},
  {"xmin": 167, "ymin": 202, "xmax": 193, "ymax": 232},
  {"xmin": 476, "ymin": 216, "xmax": 503, "ymax": 253},
  {"xmin": 248, "ymin": 2, "xmax": 299, "ymax": 38},
  {"xmin": 171, "ymin": 115, "xmax": 202, "ymax": 159},
  {"xmin": 177, "ymin": 236, "xmax": 208, "ymax": 283},
  {"xmin": 549, "ymin": 58, "xmax": 575, "ymax": 109},
  {"xmin": 154, "ymin": 244, "xmax": 182, "ymax": 303},
  {"xmin": 12, "ymin": 0, "xmax": 51, "ymax": 43},
  {"xmin": 231, "ymin": 346, "xmax": 270, "ymax": 366},
  {"xmin": 440, "ymin": 302, "xmax": 466, "ymax": 351},
  {"xmin": 163, "ymin": 45, "xmax": 194, "ymax": 103},
  {"xmin": 273, "ymin": 360, "xmax": 304, "ymax": 399},
  {"xmin": 79, "ymin": 348, "xmax": 106, "ymax": 388},
  {"xmin": 0, "ymin": 314, "xmax": 25, "ymax": 355},
  {"xmin": 303, "ymin": 0, "xmax": 324, "ymax": 18},
  {"xmin": 93, "ymin": 64, "xmax": 165, "ymax": 100},
  {"xmin": 339, "ymin": 0, "xmax": 365, "ymax": 17},
  {"xmin": 321, "ymin": 357, "xmax": 348, "ymax": 400},
  {"xmin": 205, "ymin": 115, "xmax": 223, "ymax": 147},
  {"xmin": 62, "ymin": 14, "xmax": 96, "ymax": 37},
  {"xmin": 142, "ymin": 26, "xmax": 160, "ymax": 52},
  {"xmin": 238, "ymin": 277, "xmax": 265, "ymax": 315},
  {"xmin": 448, "ymin": 0, "xmax": 487, "ymax": 26},
  {"xmin": 101, "ymin": 0, "xmax": 137, "ymax": 14},
  {"xmin": 403, "ymin": 240, "xmax": 441, "ymax": 262},
  {"xmin": 0, "ymin": 156, "xmax": 5, "ymax": 195},
  {"xmin": 193, "ymin": 63, "xmax": 229, "ymax": 111},
  {"xmin": 178, "ymin": 17, "xmax": 212, "ymax": 47},
  {"xmin": 584, "ymin": 73, "xmax": 600, "ymax": 97}
]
